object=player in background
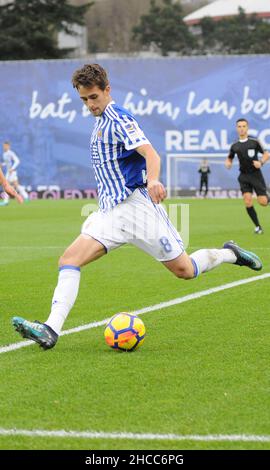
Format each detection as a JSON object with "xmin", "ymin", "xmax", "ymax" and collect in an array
[
  {"xmin": 225, "ymin": 119, "xmax": 270, "ymax": 234},
  {"xmin": 12, "ymin": 64, "xmax": 263, "ymax": 350},
  {"xmin": 1, "ymin": 141, "xmax": 29, "ymax": 205},
  {"xmin": 0, "ymin": 166, "xmax": 23, "ymax": 204},
  {"xmin": 198, "ymin": 158, "xmax": 211, "ymax": 197}
]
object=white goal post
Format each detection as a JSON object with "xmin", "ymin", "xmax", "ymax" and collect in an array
[{"xmin": 166, "ymin": 153, "xmax": 228, "ymax": 198}]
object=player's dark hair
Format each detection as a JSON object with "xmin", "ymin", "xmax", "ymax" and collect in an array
[
  {"xmin": 72, "ymin": 64, "xmax": 109, "ymax": 91},
  {"xmin": 236, "ymin": 118, "xmax": 249, "ymax": 125}
]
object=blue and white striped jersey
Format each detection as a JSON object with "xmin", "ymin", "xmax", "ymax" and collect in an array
[
  {"xmin": 90, "ymin": 101, "xmax": 150, "ymax": 212},
  {"xmin": 2, "ymin": 149, "xmax": 20, "ymax": 175}
]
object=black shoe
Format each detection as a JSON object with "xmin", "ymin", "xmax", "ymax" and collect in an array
[
  {"xmin": 223, "ymin": 241, "xmax": 262, "ymax": 271},
  {"xmin": 12, "ymin": 317, "xmax": 58, "ymax": 350}
]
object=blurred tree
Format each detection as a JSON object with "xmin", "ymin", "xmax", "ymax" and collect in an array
[
  {"xmin": 250, "ymin": 21, "xmax": 270, "ymax": 54},
  {"xmin": 83, "ymin": 0, "xmax": 162, "ymax": 54},
  {"xmin": 200, "ymin": 7, "xmax": 270, "ymax": 54},
  {"xmin": 0, "ymin": 0, "xmax": 93, "ymax": 60},
  {"xmin": 133, "ymin": 0, "xmax": 197, "ymax": 56},
  {"xmin": 199, "ymin": 16, "xmax": 218, "ymax": 51}
]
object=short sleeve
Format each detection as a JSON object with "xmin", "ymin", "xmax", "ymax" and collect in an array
[
  {"xmin": 228, "ymin": 145, "xmax": 235, "ymax": 160},
  {"xmin": 114, "ymin": 115, "xmax": 150, "ymax": 150},
  {"xmin": 256, "ymin": 140, "xmax": 265, "ymax": 154}
]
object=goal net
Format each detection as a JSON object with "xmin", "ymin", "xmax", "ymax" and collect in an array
[{"xmin": 166, "ymin": 152, "xmax": 238, "ymax": 198}]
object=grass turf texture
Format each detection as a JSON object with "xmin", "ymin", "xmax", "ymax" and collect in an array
[{"xmin": 0, "ymin": 198, "xmax": 269, "ymax": 450}]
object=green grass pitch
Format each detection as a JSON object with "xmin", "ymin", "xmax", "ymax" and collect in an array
[{"xmin": 0, "ymin": 198, "xmax": 269, "ymax": 450}]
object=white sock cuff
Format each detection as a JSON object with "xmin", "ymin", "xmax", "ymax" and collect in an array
[{"xmin": 59, "ymin": 265, "xmax": 81, "ymax": 273}]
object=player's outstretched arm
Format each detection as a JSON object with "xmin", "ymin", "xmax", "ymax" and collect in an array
[{"xmin": 136, "ymin": 144, "xmax": 166, "ymax": 204}]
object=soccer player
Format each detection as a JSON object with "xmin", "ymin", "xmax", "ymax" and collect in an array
[
  {"xmin": 1, "ymin": 141, "xmax": 29, "ymax": 204},
  {"xmin": 12, "ymin": 64, "xmax": 263, "ymax": 350},
  {"xmin": 225, "ymin": 119, "xmax": 270, "ymax": 234},
  {"xmin": 198, "ymin": 158, "xmax": 211, "ymax": 197},
  {"xmin": 0, "ymin": 166, "xmax": 23, "ymax": 204}
]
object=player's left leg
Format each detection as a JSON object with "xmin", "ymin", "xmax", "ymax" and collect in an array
[
  {"xmin": 163, "ymin": 241, "xmax": 262, "ymax": 279},
  {"xmin": 163, "ymin": 248, "xmax": 236, "ymax": 279},
  {"xmin": 124, "ymin": 188, "xmax": 262, "ymax": 280}
]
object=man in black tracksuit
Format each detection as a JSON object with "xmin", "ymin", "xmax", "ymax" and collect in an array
[
  {"xmin": 225, "ymin": 118, "xmax": 269, "ymax": 234},
  {"xmin": 198, "ymin": 159, "xmax": 211, "ymax": 197}
]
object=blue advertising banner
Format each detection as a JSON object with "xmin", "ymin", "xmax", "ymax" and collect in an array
[{"xmin": 0, "ymin": 56, "xmax": 269, "ymax": 194}]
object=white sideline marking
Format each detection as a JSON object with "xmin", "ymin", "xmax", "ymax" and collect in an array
[
  {"xmin": 1, "ymin": 273, "xmax": 270, "ymax": 355},
  {"xmin": 0, "ymin": 428, "xmax": 269, "ymax": 442}
]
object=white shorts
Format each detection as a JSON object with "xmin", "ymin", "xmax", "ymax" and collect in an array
[
  {"xmin": 6, "ymin": 171, "xmax": 18, "ymax": 184},
  {"xmin": 81, "ymin": 187, "xmax": 184, "ymax": 262}
]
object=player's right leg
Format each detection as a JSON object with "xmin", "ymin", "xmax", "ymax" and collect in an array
[{"xmin": 12, "ymin": 235, "xmax": 106, "ymax": 349}]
